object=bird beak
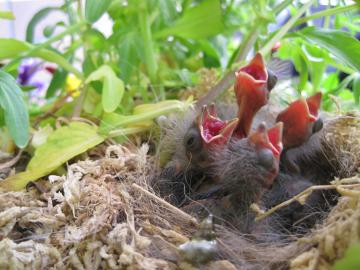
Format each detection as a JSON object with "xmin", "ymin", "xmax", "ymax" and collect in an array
[
  {"xmin": 234, "ymin": 53, "xmax": 269, "ymax": 138},
  {"xmin": 306, "ymin": 92, "xmax": 322, "ymax": 117},
  {"xmin": 249, "ymin": 122, "xmax": 283, "ymax": 187},
  {"xmin": 267, "ymin": 122, "xmax": 283, "ymax": 159},
  {"xmin": 198, "ymin": 104, "xmax": 239, "ymax": 147},
  {"xmin": 276, "ymin": 93, "xmax": 322, "ymax": 148},
  {"xmin": 249, "ymin": 122, "xmax": 283, "ymax": 158}
]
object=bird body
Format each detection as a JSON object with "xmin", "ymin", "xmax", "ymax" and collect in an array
[{"xmin": 155, "ymin": 52, "xmax": 354, "ymax": 240}]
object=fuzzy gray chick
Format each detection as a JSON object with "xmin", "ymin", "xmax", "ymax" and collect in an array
[{"xmin": 155, "ymin": 53, "xmax": 286, "ymax": 232}]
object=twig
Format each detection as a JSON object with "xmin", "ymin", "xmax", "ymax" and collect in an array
[
  {"xmin": 131, "ymin": 183, "xmax": 199, "ymax": 226},
  {"xmin": 0, "ymin": 149, "xmax": 23, "ymax": 170},
  {"xmin": 255, "ymin": 182, "xmax": 360, "ymax": 221},
  {"xmin": 34, "ymin": 91, "xmax": 74, "ymax": 126},
  {"xmin": 195, "ymin": 26, "xmax": 260, "ymax": 111}
]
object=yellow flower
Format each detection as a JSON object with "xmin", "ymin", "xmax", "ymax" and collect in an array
[{"xmin": 65, "ymin": 74, "xmax": 82, "ymax": 97}]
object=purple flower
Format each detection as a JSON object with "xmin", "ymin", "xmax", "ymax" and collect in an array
[
  {"xmin": 17, "ymin": 58, "xmax": 43, "ymax": 86},
  {"xmin": 17, "ymin": 58, "xmax": 49, "ymax": 105}
]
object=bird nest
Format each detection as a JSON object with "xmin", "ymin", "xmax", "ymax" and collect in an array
[{"xmin": 0, "ymin": 115, "xmax": 360, "ymax": 270}]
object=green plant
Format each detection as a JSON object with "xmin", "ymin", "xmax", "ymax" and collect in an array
[{"xmin": 0, "ymin": 0, "xmax": 359, "ymax": 190}]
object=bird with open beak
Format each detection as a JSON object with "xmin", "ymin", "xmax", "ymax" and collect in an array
[
  {"xmin": 155, "ymin": 51, "xmax": 339, "ymax": 237},
  {"xmin": 234, "ymin": 53, "xmax": 277, "ymax": 138}
]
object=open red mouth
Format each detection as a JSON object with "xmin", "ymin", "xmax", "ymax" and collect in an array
[
  {"xmin": 234, "ymin": 53, "xmax": 269, "ymax": 138},
  {"xmin": 198, "ymin": 104, "xmax": 239, "ymax": 147},
  {"xmin": 249, "ymin": 122, "xmax": 283, "ymax": 159},
  {"xmin": 276, "ymin": 92, "xmax": 322, "ymax": 148}
]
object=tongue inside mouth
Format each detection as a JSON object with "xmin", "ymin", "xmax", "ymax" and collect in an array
[{"xmin": 198, "ymin": 104, "xmax": 239, "ymax": 146}]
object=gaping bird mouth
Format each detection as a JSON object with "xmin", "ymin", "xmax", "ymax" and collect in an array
[
  {"xmin": 198, "ymin": 104, "xmax": 239, "ymax": 146},
  {"xmin": 234, "ymin": 53, "xmax": 269, "ymax": 138},
  {"xmin": 236, "ymin": 53, "xmax": 268, "ymax": 83},
  {"xmin": 240, "ymin": 54, "xmax": 267, "ymax": 81},
  {"xmin": 276, "ymin": 92, "xmax": 322, "ymax": 148},
  {"xmin": 249, "ymin": 122, "xmax": 283, "ymax": 158}
]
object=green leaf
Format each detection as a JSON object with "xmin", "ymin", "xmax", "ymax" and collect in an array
[
  {"xmin": 353, "ymin": 74, "xmax": 360, "ymax": 104},
  {"xmin": 46, "ymin": 68, "xmax": 68, "ymax": 98},
  {"xmin": 115, "ymin": 31, "xmax": 142, "ymax": 82},
  {"xmin": 43, "ymin": 22, "xmax": 66, "ymax": 38},
  {"xmin": 0, "ymin": 122, "xmax": 105, "ymax": 191},
  {"xmin": 85, "ymin": 65, "xmax": 124, "ymax": 113},
  {"xmin": 301, "ymin": 43, "xmax": 327, "ymax": 92},
  {"xmin": 0, "ymin": 71, "xmax": 29, "ymax": 148},
  {"xmin": 332, "ymin": 244, "xmax": 360, "ymax": 270},
  {"xmin": 26, "ymin": 7, "xmax": 61, "ymax": 43},
  {"xmin": 85, "ymin": 0, "xmax": 112, "ymax": 23},
  {"xmin": 154, "ymin": 0, "xmax": 223, "ymax": 39},
  {"xmin": 0, "ymin": 10, "xmax": 15, "ymax": 20},
  {"xmin": 0, "ymin": 38, "xmax": 82, "ymax": 79},
  {"xmin": 296, "ymin": 27, "xmax": 360, "ymax": 72},
  {"xmin": 100, "ymin": 99, "xmax": 193, "ymax": 134}
]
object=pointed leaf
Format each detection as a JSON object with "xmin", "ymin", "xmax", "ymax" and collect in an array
[
  {"xmin": 0, "ymin": 38, "xmax": 82, "ymax": 79},
  {"xmin": 0, "ymin": 71, "xmax": 29, "ymax": 148},
  {"xmin": 85, "ymin": 0, "xmax": 112, "ymax": 23},
  {"xmin": 296, "ymin": 27, "xmax": 360, "ymax": 71},
  {"xmin": 86, "ymin": 65, "xmax": 124, "ymax": 113},
  {"xmin": 154, "ymin": 0, "xmax": 223, "ymax": 39},
  {"xmin": 0, "ymin": 122, "xmax": 105, "ymax": 191},
  {"xmin": 0, "ymin": 10, "xmax": 15, "ymax": 20}
]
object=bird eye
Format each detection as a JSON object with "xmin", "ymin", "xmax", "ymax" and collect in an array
[
  {"xmin": 312, "ymin": 118, "xmax": 323, "ymax": 134},
  {"xmin": 258, "ymin": 148, "xmax": 274, "ymax": 170},
  {"xmin": 267, "ymin": 69, "xmax": 278, "ymax": 91},
  {"xmin": 184, "ymin": 128, "xmax": 202, "ymax": 153}
]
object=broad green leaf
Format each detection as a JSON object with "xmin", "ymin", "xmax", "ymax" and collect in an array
[
  {"xmin": 0, "ymin": 71, "xmax": 29, "ymax": 148},
  {"xmin": 86, "ymin": 65, "xmax": 124, "ymax": 113},
  {"xmin": 0, "ymin": 10, "xmax": 14, "ymax": 20},
  {"xmin": 154, "ymin": 0, "xmax": 223, "ymax": 39},
  {"xmin": 0, "ymin": 122, "xmax": 105, "ymax": 191},
  {"xmin": 115, "ymin": 31, "xmax": 142, "ymax": 82},
  {"xmin": 0, "ymin": 39, "xmax": 82, "ymax": 79},
  {"xmin": 26, "ymin": 7, "xmax": 61, "ymax": 42},
  {"xmin": 301, "ymin": 44, "xmax": 327, "ymax": 91},
  {"xmin": 85, "ymin": 0, "xmax": 112, "ymax": 23},
  {"xmin": 297, "ymin": 27, "xmax": 360, "ymax": 72},
  {"xmin": 100, "ymin": 99, "xmax": 193, "ymax": 133},
  {"xmin": 332, "ymin": 244, "xmax": 360, "ymax": 270},
  {"xmin": 353, "ymin": 74, "xmax": 360, "ymax": 104}
]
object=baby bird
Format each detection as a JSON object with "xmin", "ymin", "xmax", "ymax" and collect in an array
[
  {"xmin": 155, "ymin": 51, "xmax": 349, "ymax": 238},
  {"xmin": 155, "ymin": 53, "xmax": 286, "ymax": 232}
]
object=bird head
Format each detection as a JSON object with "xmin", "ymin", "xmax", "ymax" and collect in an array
[
  {"xmin": 248, "ymin": 122, "xmax": 283, "ymax": 187},
  {"xmin": 234, "ymin": 53, "xmax": 270, "ymax": 138},
  {"xmin": 276, "ymin": 92, "xmax": 322, "ymax": 148}
]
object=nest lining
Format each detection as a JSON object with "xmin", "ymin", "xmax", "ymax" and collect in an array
[{"xmin": 0, "ymin": 116, "xmax": 360, "ymax": 270}]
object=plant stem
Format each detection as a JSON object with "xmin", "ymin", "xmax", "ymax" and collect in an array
[
  {"xmin": 4, "ymin": 22, "xmax": 86, "ymax": 79},
  {"xmin": 295, "ymin": 4, "xmax": 358, "ymax": 26},
  {"xmin": 260, "ymin": 0, "xmax": 315, "ymax": 56},
  {"xmin": 108, "ymin": 126, "xmax": 150, "ymax": 137},
  {"xmin": 235, "ymin": 27, "xmax": 261, "ymax": 63},
  {"xmin": 196, "ymin": 0, "xmax": 303, "ymax": 109},
  {"xmin": 138, "ymin": 2, "xmax": 163, "ymax": 100},
  {"xmin": 273, "ymin": 0, "xmax": 293, "ymax": 15}
]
